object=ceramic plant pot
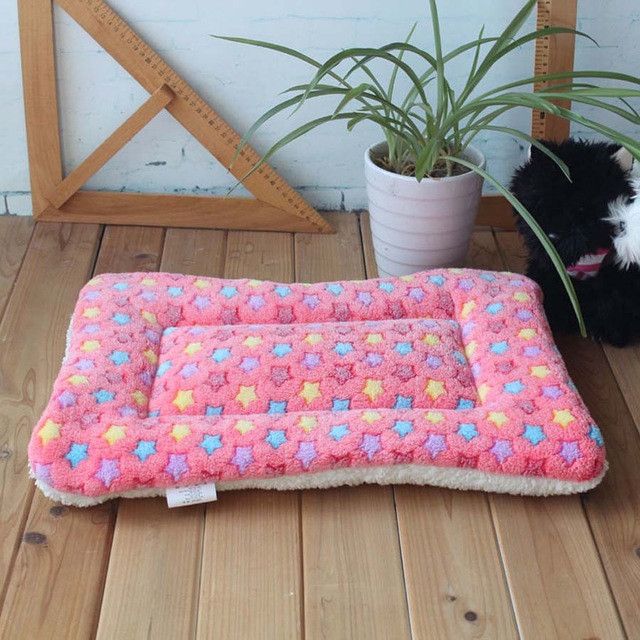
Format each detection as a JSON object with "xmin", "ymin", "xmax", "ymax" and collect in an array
[{"xmin": 364, "ymin": 142, "xmax": 486, "ymax": 277}]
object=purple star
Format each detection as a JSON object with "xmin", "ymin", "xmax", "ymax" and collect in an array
[
  {"xmin": 165, "ymin": 454, "xmax": 189, "ymax": 481},
  {"xmin": 361, "ymin": 434, "xmax": 381, "ymax": 461},
  {"xmin": 140, "ymin": 290, "xmax": 156, "ymax": 302},
  {"xmin": 75, "ymin": 358, "xmax": 94, "ymax": 371},
  {"xmin": 34, "ymin": 462, "xmax": 51, "ymax": 483},
  {"xmin": 543, "ymin": 385, "xmax": 563, "ymax": 399},
  {"xmin": 296, "ymin": 442, "xmax": 317, "ymax": 469},
  {"xmin": 232, "ymin": 446, "xmax": 254, "ymax": 474},
  {"xmin": 119, "ymin": 405, "xmax": 137, "ymax": 417},
  {"xmin": 95, "ymin": 459, "xmax": 120, "ymax": 487},
  {"xmin": 139, "ymin": 371, "xmax": 153, "ymax": 386},
  {"xmin": 461, "ymin": 321, "xmax": 475, "ymax": 338},
  {"xmin": 181, "ymin": 363, "xmax": 199, "ymax": 379},
  {"xmin": 408, "ymin": 287, "xmax": 425, "ymax": 302},
  {"xmin": 302, "ymin": 353, "xmax": 321, "ymax": 369},
  {"xmin": 145, "ymin": 329, "xmax": 160, "ymax": 344},
  {"xmin": 517, "ymin": 309, "xmax": 533, "ymax": 321},
  {"xmin": 83, "ymin": 290, "xmax": 100, "ymax": 301},
  {"xmin": 357, "ymin": 291, "xmax": 374, "ymax": 306},
  {"xmin": 83, "ymin": 324, "xmax": 100, "ymax": 334},
  {"xmin": 365, "ymin": 352, "xmax": 383, "ymax": 367},
  {"xmin": 458, "ymin": 278, "xmax": 474, "ymax": 291},
  {"xmin": 194, "ymin": 295, "xmax": 210, "ymax": 310},
  {"xmin": 491, "ymin": 439, "xmax": 513, "ymax": 464},
  {"xmin": 248, "ymin": 295, "xmax": 266, "ymax": 311},
  {"xmin": 524, "ymin": 346, "xmax": 541, "ymax": 357},
  {"xmin": 303, "ymin": 294, "xmax": 320, "ymax": 310},
  {"xmin": 240, "ymin": 357, "xmax": 260, "ymax": 373},
  {"xmin": 560, "ymin": 441, "xmax": 581, "ymax": 465},
  {"xmin": 58, "ymin": 390, "xmax": 77, "ymax": 408},
  {"xmin": 424, "ymin": 434, "xmax": 447, "ymax": 459},
  {"xmin": 426, "ymin": 355, "xmax": 442, "ymax": 369}
]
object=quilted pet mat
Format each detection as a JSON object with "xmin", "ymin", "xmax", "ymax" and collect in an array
[{"xmin": 29, "ymin": 269, "xmax": 606, "ymax": 506}]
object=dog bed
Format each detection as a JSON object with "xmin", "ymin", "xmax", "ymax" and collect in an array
[{"xmin": 29, "ymin": 269, "xmax": 606, "ymax": 506}]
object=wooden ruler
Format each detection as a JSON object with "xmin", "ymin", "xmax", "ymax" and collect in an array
[
  {"xmin": 20, "ymin": 0, "xmax": 331, "ymax": 232},
  {"xmin": 531, "ymin": 0, "xmax": 578, "ymax": 141}
]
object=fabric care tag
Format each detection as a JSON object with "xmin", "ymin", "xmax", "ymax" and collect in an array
[{"xmin": 166, "ymin": 483, "xmax": 217, "ymax": 508}]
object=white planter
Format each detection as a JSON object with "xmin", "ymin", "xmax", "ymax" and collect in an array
[{"xmin": 364, "ymin": 142, "xmax": 485, "ymax": 277}]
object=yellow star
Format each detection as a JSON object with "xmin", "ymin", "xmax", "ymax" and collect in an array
[
  {"xmin": 87, "ymin": 276, "xmax": 102, "ymax": 286},
  {"xmin": 67, "ymin": 375, "xmax": 88, "ymax": 386},
  {"xmin": 236, "ymin": 385, "xmax": 257, "ymax": 408},
  {"xmin": 465, "ymin": 341, "xmax": 477, "ymax": 358},
  {"xmin": 361, "ymin": 410, "xmax": 381, "ymax": 424},
  {"xmin": 366, "ymin": 333, "xmax": 383, "ymax": 345},
  {"xmin": 143, "ymin": 349, "xmax": 158, "ymax": 365},
  {"xmin": 142, "ymin": 310, "xmax": 157, "ymax": 325},
  {"xmin": 39, "ymin": 419, "xmax": 60, "ymax": 445},
  {"xmin": 103, "ymin": 424, "xmax": 126, "ymax": 445},
  {"xmin": 531, "ymin": 365, "xmax": 550, "ymax": 379},
  {"xmin": 248, "ymin": 279, "xmax": 263, "ymax": 287},
  {"xmin": 141, "ymin": 277, "xmax": 156, "ymax": 287},
  {"xmin": 235, "ymin": 419, "xmax": 255, "ymax": 435},
  {"xmin": 243, "ymin": 336, "xmax": 262, "ymax": 348},
  {"xmin": 83, "ymin": 306, "xmax": 100, "ymax": 319},
  {"xmin": 423, "ymin": 333, "xmax": 440, "ymax": 346},
  {"xmin": 478, "ymin": 384, "xmax": 491, "ymax": 403},
  {"xmin": 513, "ymin": 291, "xmax": 531, "ymax": 302},
  {"xmin": 400, "ymin": 274, "xmax": 414, "ymax": 282},
  {"xmin": 363, "ymin": 379, "xmax": 383, "ymax": 401},
  {"xmin": 305, "ymin": 333, "xmax": 323, "ymax": 345},
  {"xmin": 194, "ymin": 279, "xmax": 210, "ymax": 289},
  {"xmin": 461, "ymin": 300, "xmax": 476, "ymax": 319},
  {"xmin": 132, "ymin": 390, "xmax": 147, "ymax": 407},
  {"xmin": 300, "ymin": 381, "xmax": 321, "ymax": 404},
  {"xmin": 553, "ymin": 409, "xmax": 575, "ymax": 428},
  {"xmin": 173, "ymin": 389, "xmax": 194, "ymax": 412},
  {"xmin": 81, "ymin": 340, "xmax": 100, "ymax": 353},
  {"xmin": 518, "ymin": 328, "xmax": 536, "ymax": 340},
  {"xmin": 425, "ymin": 379, "xmax": 445, "ymax": 400},
  {"xmin": 426, "ymin": 411, "xmax": 444, "ymax": 424},
  {"xmin": 488, "ymin": 411, "xmax": 509, "ymax": 427},
  {"xmin": 299, "ymin": 416, "xmax": 317, "ymax": 433},
  {"xmin": 184, "ymin": 342, "xmax": 202, "ymax": 356},
  {"xmin": 171, "ymin": 424, "xmax": 191, "ymax": 441}
]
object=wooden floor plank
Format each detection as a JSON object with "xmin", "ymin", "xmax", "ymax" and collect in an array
[
  {"xmin": 361, "ymin": 216, "xmax": 518, "ymax": 639},
  {"xmin": 492, "ymin": 231, "xmax": 626, "ymax": 639},
  {"xmin": 96, "ymin": 228, "xmax": 222, "ymax": 640},
  {"xmin": 296, "ymin": 213, "xmax": 411, "ymax": 640},
  {"xmin": 196, "ymin": 230, "xmax": 303, "ymax": 640},
  {"xmin": 0, "ymin": 217, "xmax": 33, "ymax": 319},
  {"xmin": 0, "ymin": 223, "xmax": 102, "ymax": 635}
]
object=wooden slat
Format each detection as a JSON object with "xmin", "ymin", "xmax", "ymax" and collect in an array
[
  {"xmin": 17, "ymin": 0, "xmax": 62, "ymax": 213},
  {"xmin": 46, "ymin": 85, "xmax": 174, "ymax": 210},
  {"xmin": 360, "ymin": 216, "xmax": 518, "ymax": 639},
  {"xmin": 492, "ymin": 231, "xmax": 626, "ymax": 639},
  {"xmin": 0, "ymin": 217, "xmax": 34, "ymax": 318},
  {"xmin": 43, "ymin": 191, "xmax": 330, "ymax": 233},
  {"xmin": 295, "ymin": 213, "xmax": 411, "ymax": 639},
  {"xmin": 196, "ymin": 230, "xmax": 302, "ymax": 639},
  {"xmin": 0, "ymin": 223, "xmax": 102, "ymax": 632},
  {"xmin": 95, "ymin": 228, "xmax": 221, "ymax": 640}
]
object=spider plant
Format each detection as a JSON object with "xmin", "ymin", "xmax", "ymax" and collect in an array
[{"xmin": 217, "ymin": 0, "xmax": 640, "ymax": 336}]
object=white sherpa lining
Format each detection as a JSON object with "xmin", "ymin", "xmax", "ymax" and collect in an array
[{"xmin": 30, "ymin": 462, "xmax": 608, "ymax": 507}]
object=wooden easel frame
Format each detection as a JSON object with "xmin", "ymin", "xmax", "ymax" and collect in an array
[{"xmin": 18, "ymin": 0, "xmax": 576, "ymax": 232}]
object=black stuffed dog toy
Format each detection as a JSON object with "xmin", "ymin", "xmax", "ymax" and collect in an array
[{"xmin": 511, "ymin": 138, "xmax": 640, "ymax": 347}]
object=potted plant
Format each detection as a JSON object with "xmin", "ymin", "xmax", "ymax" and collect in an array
[{"xmin": 218, "ymin": 0, "xmax": 640, "ymax": 335}]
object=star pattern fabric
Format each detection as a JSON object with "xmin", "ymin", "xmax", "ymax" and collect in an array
[{"xmin": 29, "ymin": 269, "xmax": 605, "ymax": 503}]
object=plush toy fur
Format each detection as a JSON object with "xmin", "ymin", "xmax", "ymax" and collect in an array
[{"xmin": 510, "ymin": 138, "xmax": 640, "ymax": 346}]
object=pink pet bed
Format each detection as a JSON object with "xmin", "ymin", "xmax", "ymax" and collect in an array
[{"xmin": 29, "ymin": 269, "xmax": 606, "ymax": 505}]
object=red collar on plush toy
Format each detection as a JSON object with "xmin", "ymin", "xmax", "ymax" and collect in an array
[{"xmin": 566, "ymin": 248, "xmax": 610, "ymax": 280}]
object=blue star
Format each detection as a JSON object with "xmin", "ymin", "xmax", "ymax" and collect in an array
[
  {"xmin": 274, "ymin": 285, "xmax": 291, "ymax": 298},
  {"xmin": 393, "ymin": 420, "xmax": 413, "ymax": 437},
  {"xmin": 458, "ymin": 422, "xmax": 478, "ymax": 441},
  {"xmin": 394, "ymin": 395, "xmax": 413, "ymax": 409},
  {"xmin": 205, "ymin": 405, "xmax": 223, "ymax": 416},
  {"xmin": 167, "ymin": 286, "xmax": 183, "ymax": 297},
  {"xmin": 486, "ymin": 302, "xmax": 504, "ymax": 315},
  {"xmin": 491, "ymin": 341, "xmax": 509, "ymax": 354},
  {"xmin": 268, "ymin": 400, "xmax": 287, "ymax": 414},
  {"xmin": 94, "ymin": 389, "xmax": 115, "ymax": 404},
  {"xmin": 65, "ymin": 442, "xmax": 88, "ymax": 468},
  {"xmin": 133, "ymin": 440, "xmax": 157, "ymax": 462},
  {"xmin": 523, "ymin": 424, "xmax": 546, "ymax": 446},
  {"xmin": 220, "ymin": 285, "xmax": 238, "ymax": 299},
  {"xmin": 265, "ymin": 430, "xmax": 287, "ymax": 449},
  {"xmin": 332, "ymin": 398, "xmax": 350, "ymax": 411},
  {"xmin": 112, "ymin": 313, "xmax": 131, "ymax": 325},
  {"xmin": 329, "ymin": 424, "xmax": 350, "ymax": 441},
  {"xmin": 379, "ymin": 281, "xmax": 395, "ymax": 293},
  {"xmin": 201, "ymin": 434, "xmax": 222, "ymax": 456},
  {"xmin": 110, "ymin": 350, "xmax": 130, "ymax": 366},
  {"xmin": 157, "ymin": 361, "xmax": 172, "ymax": 377},
  {"xmin": 395, "ymin": 342, "xmax": 412, "ymax": 356},
  {"xmin": 272, "ymin": 343, "xmax": 292, "ymax": 358},
  {"xmin": 589, "ymin": 424, "xmax": 604, "ymax": 447},
  {"xmin": 334, "ymin": 342, "xmax": 353, "ymax": 356},
  {"xmin": 212, "ymin": 348, "xmax": 231, "ymax": 363},
  {"xmin": 326, "ymin": 283, "xmax": 344, "ymax": 296},
  {"xmin": 504, "ymin": 380, "xmax": 525, "ymax": 394},
  {"xmin": 452, "ymin": 350, "xmax": 467, "ymax": 365},
  {"xmin": 456, "ymin": 398, "xmax": 475, "ymax": 410},
  {"xmin": 429, "ymin": 275, "xmax": 445, "ymax": 286},
  {"xmin": 113, "ymin": 282, "xmax": 129, "ymax": 291}
]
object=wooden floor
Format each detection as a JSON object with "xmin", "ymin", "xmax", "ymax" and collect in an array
[{"xmin": 0, "ymin": 212, "xmax": 639, "ymax": 639}]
